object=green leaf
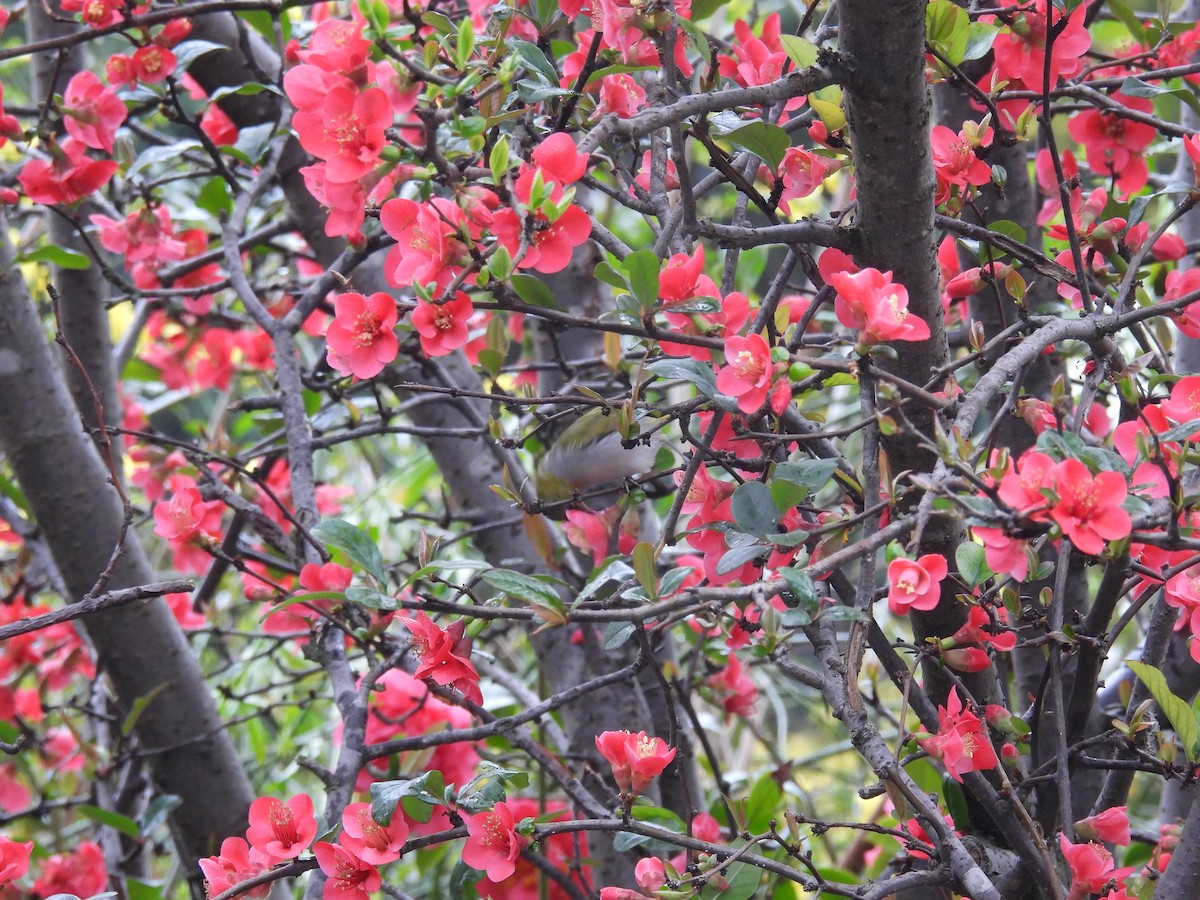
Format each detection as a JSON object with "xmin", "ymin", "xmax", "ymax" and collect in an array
[
  {"xmin": 926, "ymin": 0, "xmax": 970, "ymax": 64},
  {"xmin": 780, "ymin": 34, "xmax": 819, "ymax": 69},
  {"xmin": 122, "ymin": 683, "xmax": 169, "ymax": 736},
  {"xmin": 79, "ymin": 804, "xmax": 140, "ymax": 838},
  {"xmin": 371, "ymin": 772, "xmax": 444, "ymax": 825},
  {"xmin": 481, "ymin": 568, "xmax": 565, "ymax": 607},
  {"xmin": 701, "ymin": 857, "xmax": 761, "ymax": 900},
  {"xmin": 510, "ymin": 273, "xmax": 557, "ymax": 308},
  {"xmin": 1120, "ymin": 76, "xmax": 1200, "ymax": 114},
  {"xmin": 675, "ymin": 14, "xmax": 712, "ymax": 68},
  {"xmin": 209, "ymin": 82, "xmax": 281, "ymax": 103},
  {"xmin": 774, "ymin": 459, "xmax": 838, "ymax": 498},
  {"xmin": 603, "ymin": 621, "xmax": 636, "ymax": 649},
  {"xmin": 645, "ymin": 357, "xmax": 718, "ymax": 398},
  {"xmin": 717, "ymin": 538, "xmax": 767, "ymax": 575},
  {"xmin": 659, "ymin": 565, "xmax": 695, "ymax": 596},
  {"xmin": 623, "ymin": 250, "xmax": 662, "ymax": 310},
  {"xmin": 196, "ymin": 177, "xmax": 234, "ymax": 216},
  {"xmin": 344, "ymin": 585, "xmax": 396, "ymax": 610},
  {"xmin": 743, "ymin": 772, "xmax": 782, "ymax": 832},
  {"xmin": 21, "ymin": 245, "xmax": 91, "ymax": 270},
  {"xmin": 171, "ymin": 39, "xmax": 228, "ymax": 73},
  {"xmin": 632, "ymin": 542, "xmax": 658, "ymax": 599},
  {"xmin": 731, "ymin": 481, "xmax": 778, "ymax": 538},
  {"xmin": 509, "ymin": 39, "xmax": 560, "ymax": 85},
  {"xmin": 229, "ymin": 122, "xmax": 276, "ymax": 165},
  {"xmin": 962, "ymin": 21, "xmax": 999, "ymax": 61},
  {"xmin": 780, "ymin": 566, "xmax": 820, "ymax": 609},
  {"xmin": 955, "ymin": 542, "xmax": 989, "ymax": 587},
  {"xmin": 1128, "ymin": 661, "xmax": 1200, "ymax": 761},
  {"xmin": 139, "ymin": 794, "xmax": 182, "ymax": 836},
  {"xmin": 312, "ymin": 518, "xmax": 388, "ymax": 586},
  {"xmin": 719, "ymin": 122, "xmax": 790, "ymax": 172},
  {"xmin": 126, "ymin": 880, "xmax": 165, "ymax": 900}
]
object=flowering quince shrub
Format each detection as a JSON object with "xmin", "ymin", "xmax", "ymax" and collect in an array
[{"xmin": 10, "ymin": 1, "xmax": 1200, "ymax": 900}]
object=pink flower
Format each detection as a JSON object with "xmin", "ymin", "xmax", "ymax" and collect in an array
[
  {"xmin": 61, "ymin": 70, "xmax": 128, "ymax": 153},
  {"xmin": 313, "ymin": 841, "xmax": 382, "ymax": 900},
  {"xmin": 1049, "ymin": 459, "xmax": 1131, "ymax": 556},
  {"xmin": 595, "ymin": 731, "xmax": 677, "ymax": 797},
  {"xmin": 717, "ymin": 15, "xmax": 786, "ymax": 87},
  {"xmin": 716, "ymin": 334, "xmax": 777, "ymax": 414},
  {"xmin": 463, "ymin": 801, "xmax": 528, "ymax": 883},
  {"xmin": 297, "ymin": 19, "xmax": 372, "ymax": 76},
  {"xmin": 340, "ymin": 802, "xmax": 410, "ymax": 866},
  {"xmin": 997, "ymin": 449, "xmax": 1056, "ymax": 520},
  {"xmin": 403, "ymin": 612, "xmax": 483, "ymax": 704},
  {"xmin": 918, "ymin": 687, "xmax": 998, "ymax": 783},
  {"xmin": 886, "ymin": 554, "xmax": 948, "ymax": 615},
  {"xmin": 1075, "ymin": 807, "xmax": 1131, "ymax": 846},
  {"xmin": 827, "ymin": 267, "xmax": 931, "ymax": 345},
  {"xmin": 778, "ymin": 147, "xmax": 837, "ymax": 214},
  {"xmin": 293, "ymin": 85, "xmax": 391, "ymax": 183},
  {"xmin": 325, "ymin": 291, "xmax": 399, "ymax": 379},
  {"xmin": 199, "ymin": 837, "xmax": 271, "ymax": 900},
  {"xmin": 531, "ymin": 132, "xmax": 588, "ymax": 186},
  {"xmin": 0, "ymin": 836, "xmax": 32, "ymax": 886},
  {"xmin": 380, "ymin": 197, "xmax": 472, "ymax": 290},
  {"xmin": 245, "ymin": 793, "xmax": 318, "ymax": 862},
  {"xmin": 152, "ymin": 485, "xmax": 223, "ymax": 545},
  {"xmin": 412, "ymin": 292, "xmax": 475, "ymax": 358},
  {"xmin": 635, "ymin": 857, "xmax": 666, "ymax": 892}
]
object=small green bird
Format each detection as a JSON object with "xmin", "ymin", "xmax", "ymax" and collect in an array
[{"xmin": 534, "ymin": 407, "xmax": 662, "ymax": 509}]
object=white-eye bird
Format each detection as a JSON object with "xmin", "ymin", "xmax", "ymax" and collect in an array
[{"xmin": 534, "ymin": 407, "xmax": 661, "ymax": 510}]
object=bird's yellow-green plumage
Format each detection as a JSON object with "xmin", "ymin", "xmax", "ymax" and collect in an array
[{"xmin": 534, "ymin": 408, "xmax": 660, "ymax": 506}]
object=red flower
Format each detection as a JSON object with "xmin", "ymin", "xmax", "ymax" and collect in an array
[
  {"xmin": 0, "ymin": 836, "xmax": 32, "ymax": 886},
  {"xmin": 340, "ymin": 802, "xmax": 409, "ymax": 866},
  {"xmin": 828, "ymin": 267, "xmax": 931, "ymax": 345},
  {"xmin": 595, "ymin": 730, "xmax": 677, "ymax": 796},
  {"xmin": 1162, "ymin": 375, "xmax": 1200, "ymax": 437},
  {"xmin": 403, "ymin": 612, "xmax": 483, "ymax": 704},
  {"xmin": 313, "ymin": 841, "xmax": 381, "ymax": 900},
  {"xmin": 1048, "ymin": 458, "xmax": 1131, "ymax": 556},
  {"xmin": 1067, "ymin": 94, "xmax": 1157, "ymax": 198},
  {"xmin": 989, "ymin": 0, "xmax": 1090, "ymax": 87},
  {"xmin": 705, "ymin": 654, "xmax": 758, "ymax": 719},
  {"xmin": 886, "ymin": 554, "xmax": 947, "ymax": 615},
  {"xmin": 245, "ymin": 793, "xmax": 318, "ymax": 862},
  {"xmin": 18, "ymin": 137, "xmax": 118, "ymax": 206},
  {"xmin": 918, "ymin": 687, "xmax": 998, "ymax": 783},
  {"xmin": 32, "ymin": 840, "xmax": 107, "ymax": 899},
  {"xmin": 1074, "ymin": 807, "xmax": 1131, "ymax": 846},
  {"xmin": 476, "ymin": 798, "xmax": 588, "ymax": 900},
  {"xmin": 132, "ymin": 44, "xmax": 177, "ymax": 84},
  {"xmin": 1059, "ymin": 834, "xmax": 1118, "ymax": 900},
  {"xmin": 325, "ymin": 291, "xmax": 399, "ymax": 379},
  {"xmin": 412, "ymin": 291, "xmax": 475, "ymax": 358},
  {"xmin": 996, "ymin": 449, "xmax": 1056, "ymax": 520},
  {"xmin": 61, "ymin": 70, "xmax": 127, "ymax": 153},
  {"xmin": 463, "ymin": 801, "xmax": 528, "ymax": 883},
  {"xmin": 717, "ymin": 14, "xmax": 786, "ymax": 87}
]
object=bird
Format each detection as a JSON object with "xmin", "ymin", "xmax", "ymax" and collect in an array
[{"xmin": 533, "ymin": 407, "xmax": 663, "ymax": 512}]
